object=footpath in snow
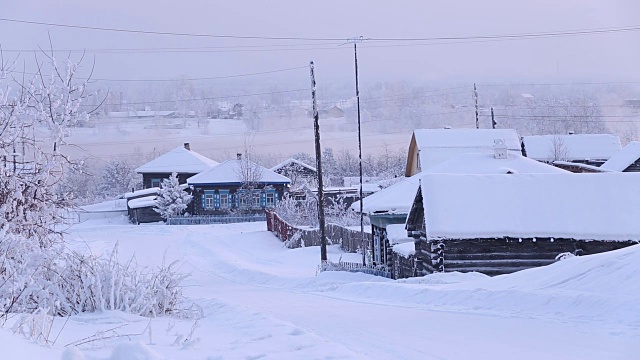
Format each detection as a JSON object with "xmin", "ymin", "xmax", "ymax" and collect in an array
[{"xmin": 1, "ymin": 219, "xmax": 638, "ymax": 359}]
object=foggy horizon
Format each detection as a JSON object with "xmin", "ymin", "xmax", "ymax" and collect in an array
[{"xmin": 2, "ymin": 0, "xmax": 639, "ymax": 86}]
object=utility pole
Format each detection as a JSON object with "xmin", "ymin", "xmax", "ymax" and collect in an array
[
  {"xmin": 310, "ymin": 61, "xmax": 327, "ymax": 262},
  {"xmin": 491, "ymin": 107, "xmax": 497, "ymax": 129},
  {"xmin": 474, "ymin": 83, "xmax": 479, "ymax": 129},
  {"xmin": 348, "ymin": 36, "xmax": 366, "ymax": 266}
]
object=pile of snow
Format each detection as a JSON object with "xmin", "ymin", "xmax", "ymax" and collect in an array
[
  {"xmin": 600, "ymin": 141, "xmax": 640, "ymax": 171},
  {"xmin": 421, "ymin": 172, "xmax": 640, "ymax": 241},
  {"xmin": 387, "ymin": 224, "xmax": 415, "ymax": 257},
  {"xmin": 522, "ymin": 134, "xmax": 621, "ymax": 162},
  {"xmin": 128, "ymin": 195, "xmax": 158, "ymax": 209}
]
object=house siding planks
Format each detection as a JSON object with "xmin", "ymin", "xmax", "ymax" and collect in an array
[{"xmin": 414, "ymin": 236, "xmax": 638, "ymax": 276}]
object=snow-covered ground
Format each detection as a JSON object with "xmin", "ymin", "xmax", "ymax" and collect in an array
[{"xmin": 2, "ymin": 218, "xmax": 639, "ymax": 359}]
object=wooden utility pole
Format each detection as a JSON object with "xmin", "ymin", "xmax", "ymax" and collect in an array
[
  {"xmin": 309, "ymin": 61, "xmax": 327, "ymax": 262},
  {"xmin": 349, "ymin": 36, "xmax": 366, "ymax": 266},
  {"xmin": 474, "ymin": 83, "xmax": 479, "ymax": 129},
  {"xmin": 491, "ymin": 107, "xmax": 497, "ymax": 129}
]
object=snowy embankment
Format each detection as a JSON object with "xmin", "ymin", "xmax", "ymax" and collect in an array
[{"xmin": 1, "ymin": 220, "xmax": 638, "ymax": 359}]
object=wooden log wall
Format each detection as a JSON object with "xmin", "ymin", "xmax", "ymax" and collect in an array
[
  {"xmin": 415, "ymin": 236, "xmax": 638, "ymax": 276},
  {"xmin": 391, "ymin": 251, "xmax": 416, "ymax": 280}
]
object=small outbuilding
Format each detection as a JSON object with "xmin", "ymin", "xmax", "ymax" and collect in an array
[{"xmin": 600, "ymin": 141, "xmax": 640, "ymax": 172}]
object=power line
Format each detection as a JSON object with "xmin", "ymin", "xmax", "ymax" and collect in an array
[
  {"xmin": 2, "ymin": 17, "xmax": 639, "ymax": 43},
  {"xmin": 12, "ymin": 66, "xmax": 307, "ymax": 82}
]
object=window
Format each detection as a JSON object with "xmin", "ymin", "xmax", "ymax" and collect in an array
[
  {"xmin": 416, "ymin": 151, "xmax": 421, "ymax": 170},
  {"xmin": 239, "ymin": 191, "xmax": 249, "ymax": 208},
  {"xmin": 266, "ymin": 192, "xmax": 275, "ymax": 207},
  {"xmin": 204, "ymin": 193, "xmax": 214, "ymax": 209},
  {"xmin": 251, "ymin": 191, "xmax": 261, "ymax": 208},
  {"xmin": 220, "ymin": 193, "xmax": 229, "ymax": 208},
  {"xmin": 151, "ymin": 178, "xmax": 162, "ymax": 188}
]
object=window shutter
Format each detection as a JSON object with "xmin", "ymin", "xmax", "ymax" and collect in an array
[
  {"xmin": 260, "ymin": 192, "xmax": 266, "ymax": 208},
  {"xmin": 201, "ymin": 194, "xmax": 205, "ymax": 209},
  {"xmin": 214, "ymin": 193, "xmax": 220, "ymax": 209}
]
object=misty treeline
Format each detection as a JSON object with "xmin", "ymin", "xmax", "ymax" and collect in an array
[
  {"xmin": 0, "ymin": 50, "xmax": 190, "ymax": 323},
  {"xmin": 61, "ymin": 144, "xmax": 407, "ymax": 205},
  {"xmin": 91, "ymin": 79, "xmax": 639, "ymax": 143}
]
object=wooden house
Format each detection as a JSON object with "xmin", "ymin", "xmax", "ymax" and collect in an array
[
  {"xmin": 270, "ymin": 158, "xmax": 317, "ymax": 188},
  {"xmin": 135, "ymin": 143, "xmax": 219, "ymax": 188},
  {"xmin": 404, "ymin": 128, "xmax": 522, "ymax": 176},
  {"xmin": 521, "ymin": 134, "xmax": 621, "ymax": 167},
  {"xmin": 600, "ymin": 141, "xmax": 640, "ymax": 172},
  {"xmin": 354, "ymin": 147, "xmax": 568, "ymax": 277},
  {"xmin": 187, "ymin": 158, "xmax": 291, "ymax": 215},
  {"xmin": 406, "ymin": 172, "xmax": 640, "ymax": 276}
]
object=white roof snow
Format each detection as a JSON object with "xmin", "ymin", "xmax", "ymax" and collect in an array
[
  {"xmin": 187, "ymin": 159, "xmax": 291, "ymax": 185},
  {"xmin": 135, "ymin": 146, "xmax": 219, "ymax": 174},
  {"xmin": 420, "ymin": 172, "xmax": 640, "ymax": 241},
  {"xmin": 387, "ymin": 224, "xmax": 414, "ymax": 245},
  {"xmin": 600, "ymin": 141, "xmax": 640, "ymax": 171},
  {"xmin": 127, "ymin": 195, "xmax": 158, "ymax": 209},
  {"xmin": 270, "ymin": 158, "xmax": 317, "ymax": 172},
  {"xmin": 353, "ymin": 152, "xmax": 566, "ymax": 214},
  {"xmin": 522, "ymin": 134, "xmax": 621, "ymax": 162},
  {"xmin": 124, "ymin": 187, "xmax": 160, "ymax": 199},
  {"xmin": 414, "ymin": 128, "xmax": 522, "ymax": 171}
]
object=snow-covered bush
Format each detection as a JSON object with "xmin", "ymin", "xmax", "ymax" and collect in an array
[
  {"xmin": 154, "ymin": 173, "xmax": 193, "ymax": 219},
  {"xmin": 0, "ymin": 231, "xmax": 188, "ymax": 317},
  {"xmin": 0, "ymin": 52, "xmax": 190, "ymax": 320}
]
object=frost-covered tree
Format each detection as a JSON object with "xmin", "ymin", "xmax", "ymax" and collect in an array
[
  {"xmin": 154, "ymin": 172, "xmax": 193, "ymax": 219},
  {"xmin": 98, "ymin": 159, "xmax": 138, "ymax": 198}
]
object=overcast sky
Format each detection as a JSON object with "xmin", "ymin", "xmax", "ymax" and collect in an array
[{"xmin": 1, "ymin": 0, "xmax": 639, "ymax": 86}]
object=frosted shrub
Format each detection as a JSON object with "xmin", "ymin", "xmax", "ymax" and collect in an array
[
  {"xmin": 0, "ymin": 232, "xmax": 188, "ymax": 318},
  {"xmin": 155, "ymin": 172, "xmax": 193, "ymax": 220}
]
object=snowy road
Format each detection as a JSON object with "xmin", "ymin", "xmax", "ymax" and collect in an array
[{"xmin": 32, "ymin": 220, "xmax": 640, "ymax": 359}]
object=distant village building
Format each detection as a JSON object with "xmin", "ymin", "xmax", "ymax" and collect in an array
[
  {"xmin": 270, "ymin": 158, "xmax": 317, "ymax": 188},
  {"xmin": 522, "ymin": 133, "xmax": 621, "ymax": 167},
  {"xmin": 135, "ymin": 143, "xmax": 219, "ymax": 189},
  {"xmin": 404, "ymin": 128, "xmax": 522, "ymax": 176},
  {"xmin": 187, "ymin": 157, "xmax": 291, "ymax": 215}
]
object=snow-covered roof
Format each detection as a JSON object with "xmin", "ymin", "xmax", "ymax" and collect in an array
[
  {"xmin": 413, "ymin": 128, "xmax": 522, "ymax": 171},
  {"xmin": 552, "ymin": 161, "xmax": 614, "ymax": 173},
  {"xmin": 522, "ymin": 134, "xmax": 621, "ymax": 162},
  {"xmin": 353, "ymin": 152, "xmax": 566, "ymax": 214},
  {"xmin": 420, "ymin": 172, "xmax": 640, "ymax": 241},
  {"xmin": 392, "ymin": 242, "xmax": 416, "ymax": 258},
  {"xmin": 127, "ymin": 195, "xmax": 158, "ymax": 209},
  {"xmin": 187, "ymin": 159, "xmax": 291, "ymax": 185},
  {"xmin": 124, "ymin": 187, "xmax": 160, "ymax": 199},
  {"xmin": 270, "ymin": 158, "xmax": 317, "ymax": 173},
  {"xmin": 135, "ymin": 146, "xmax": 219, "ymax": 174},
  {"xmin": 387, "ymin": 224, "xmax": 414, "ymax": 245},
  {"xmin": 600, "ymin": 141, "xmax": 640, "ymax": 171}
]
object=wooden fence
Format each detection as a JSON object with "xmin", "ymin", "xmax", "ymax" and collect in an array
[
  {"xmin": 320, "ymin": 260, "xmax": 391, "ymax": 278},
  {"xmin": 168, "ymin": 214, "xmax": 266, "ymax": 225},
  {"xmin": 266, "ymin": 210, "xmax": 370, "ymax": 255}
]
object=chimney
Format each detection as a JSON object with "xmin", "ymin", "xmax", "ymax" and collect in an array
[
  {"xmin": 237, "ymin": 153, "xmax": 242, "ymax": 160},
  {"xmin": 183, "ymin": 142, "xmax": 191, "ymax": 151},
  {"xmin": 493, "ymin": 138, "xmax": 508, "ymax": 159}
]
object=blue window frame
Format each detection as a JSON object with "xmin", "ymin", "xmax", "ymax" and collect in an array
[
  {"xmin": 151, "ymin": 178, "xmax": 162, "ymax": 188},
  {"xmin": 219, "ymin": 190, "xmax": 230, "ymax": 209},
  {"xmin": 203, "ymin": 190, "xmax": 215, "ymax": 209}
]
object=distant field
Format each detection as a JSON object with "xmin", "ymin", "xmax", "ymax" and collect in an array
[{"xmin": 58, "ymin": 116, "xmax": 412, "ymax": 163}]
